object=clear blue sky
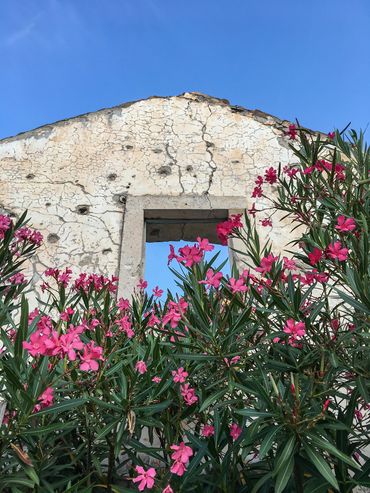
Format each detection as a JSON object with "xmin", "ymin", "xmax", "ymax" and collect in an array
[
  {"xmin": 1, "ymin": 0, "xmax": 369, "ymax": 139},
  {"xmin": 1, "ymin": 0, "xmax": 369, "ymax": 292}
]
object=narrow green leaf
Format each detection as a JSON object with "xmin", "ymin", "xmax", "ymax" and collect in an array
[
  {"xmin": 236, "ymin": 409, "xmax": 272, "ymax": 418},
  {"xmin": 260, "ymin": 425, "xmax": 282, "ymax": 458},
  {"xmin": 24, "ymin": 466, "xmax": 39, "ymax": 486},
  {"xmin": 303, "ymin": 477, "xmax": 331, "ymax": 493},
  {"xmin": 95, "ymin": 419, "xmax": 120, "ymax": 441},
  {"xmin": 275, "ymin": 435, "xmax": 296, "ymax": 473},
  {"xmin": 275, "ymin": 455, "xmax": 294, "ymax": 493},
  {"xmin": 308, "ymin": 434, "xmax": 361, "ymax": 470},
  {"xmin": 22, "ymin": 421, "xmax": 76, "ymax": 435},
  {"xmin": 357, "ymin": 376, "xmax": 369, "ymax": 403},
  {"xmin": 134, "ymin": 399, "xmax": 172, "ymax": 414},
  {"xmin": 336, "ymin": 289, "xmax": 370, "ymax": 314},
  {"xmin": 304, "ymin": 443, "xmax": 339, "ymax": 491},
  {"xmin": 251, "ymin": 472, "xmax": 273, "ymax": 493},
  {"xmin": 199, "ymin": 389, "xmax": 227, "ymax": 412}
]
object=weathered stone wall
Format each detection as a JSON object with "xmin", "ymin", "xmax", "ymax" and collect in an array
[{"xmin": 0, "ymin": 92, "xmax": 298, "ymax": 294}]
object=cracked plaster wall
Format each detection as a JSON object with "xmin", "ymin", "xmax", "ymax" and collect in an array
[{"xmin": 0, "ymin": 92, "xmax": 299, "ymax": 292}]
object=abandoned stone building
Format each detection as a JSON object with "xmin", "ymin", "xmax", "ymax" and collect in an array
[{"xmin": 0, "ymin": 92, "xmax": 300, "ymax": 296}]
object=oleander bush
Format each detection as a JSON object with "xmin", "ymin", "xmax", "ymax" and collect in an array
[{"xmin": 0, "ymin": 127, "xmax": 369, "ymax": 492}]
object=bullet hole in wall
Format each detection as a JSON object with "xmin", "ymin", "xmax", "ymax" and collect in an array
[
  {"xmin": 47, "ymin": 233, "xmax": 60, "ymax": 243},
  {"xmin": 76, "ymin": 205, "xmax": 90, "ymax": 215}
]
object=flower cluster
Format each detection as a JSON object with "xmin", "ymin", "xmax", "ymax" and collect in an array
[
  {"xmin": 198, "ymin": 268, "xmax": 223, "ymax": 289},
  {"xmin": 171, "ymin": 366, "xmax": 198, "ymax": 406},
  {"xmin": 162, "ymin": 298, "xmax": 188, "ymax": 329},
  {"xmin": 216, "ymin": 214, "xmax": 243, "ymax": 244},
  {"xmin": 33, "ymin": 387, "xmax": 54, "ymax": 413},
  {"xmin": 303, "ymin": 159, "xmax": 346, "ymax": 181},
  {"xmin": 170, "ymin": 441, "xmax": 194, "ymax": 476},
  {"xmin": 168, "ymin": 236, "xmax": 214, "ymax": 267},
  {"xmin": 0, "ymin": 214, "xmax": 12, "ymax": 239},
  {"xmin": 14, "ymin": 226, "xmax": 43, "ymax": 246},
  {"xmin": 23, "ymin": 314, "xmax": 104, "ymax": 372}
]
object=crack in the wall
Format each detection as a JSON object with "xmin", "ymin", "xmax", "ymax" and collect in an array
[
  {"xmin": 165, "ymin": 142, "xmax": 184, "ymax": 195},
  {"xmin": 189, "ymin": 102, "xmax": 218, "ymax": 196}
]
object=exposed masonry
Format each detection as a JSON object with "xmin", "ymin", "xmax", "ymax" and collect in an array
[{"xmin": 0, "ymin": 92, "xmax": 303, "ymax": 295}]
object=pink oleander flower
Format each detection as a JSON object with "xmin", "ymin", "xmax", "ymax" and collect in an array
[
  {"xmin": 197, "ymin": 237, "xmax": 214, "ymax": 252},
  {"xmin": 37, "ymin": 315, "xmax": 53, "ymax": 334},
  {"xmin": 23, "ymin": 330, "xmax": 51, "ymax": 357},
  {"xmin": 331, "ymin": 319, "xmax": 340, "ymax": 332},
  {"xmin": 168, "ymin": 244, "xmax": 179, "ymax": 265},
  {"xmin": 138, "ymin": 279, "xmax": 148, "ymax": 290},
  {"xmin": 170, "ymin": 460, "xmax": 186, "ymax": 476},
  {"xmin": 251, "ymin": 185, "xmax": 263, "ymax": 198},
  {"xmin": 132, "ymin": 465, "xmax": 156, "ymax": 491},
  {"xmin": 327, "ymin": 241, "xmax": 349, "ymax": 261},
  {"xmin": 147, "ymin": 310, "xmax": 160, "ymax": 328},
  {"xmin": 117, "ymin": 297, "xmax": 130, "ymax": 311},
  {"xmin": 162, "ymin": 299, "xmax": 188, "ymax": 329},
  {"xmin": 177, "ymin": 244, "xmax": 204, "ymax": 267},
  {"xmin": 170, "ymin": 441, "xmax": 193, "ymax": 464},
  {"xmin": 224, "ymin": 355, "xmax": 241, "ymax": 367},
  {"xmin": 286, "ymin": 124, "xmax": 297, "ymax": 140},
  {"xmin": 9, "ymin": 272, "xmax": 26, "ymax": 285},
  {"xmin": 152, "ymin": 376, "xmax": 161, "ymax": 383},
  {"xmin": 172, "ymin": 367, "xmax": 188, "ymax": 383},
  {"xmin": 260, "ymin": 218, "xmax": 272, "ymax": 227},
  {"xmin": 162, "ymin": 485, "xmax": 174, "ymax": 493},
  {"xmin": 308, "ymin": 247, "xmax": 323, "ymax": 266},
  {"xmin": 79, "ymin": 342, "xmax": 104, "ymax": 371},
  {"xmin": 283, "ymin": 257, "xmax": 297, "ymax": 271},
  {"xmin": 283, "ymin": 319, "xmax": 306, "ymax": 343},
  {"xmin": 0, "ymin": 214, "xmax": 12, "ymax": 239},
  {"xmin": 354, "ymin": 409, "xmax": 363, "ymax": 421},
  {"xmin": 117, "ymin": 315, "xmax": 135, "ymax": 338},
  {"xmin": 230, "ymin": 423, "xmax": 242, "ymax": 440},
  {"xmin": 60, "ymin": 306, "xmax": 74, "ymax": 321},
  {"xmin": 228, "ymin": 276, "xmax": 248, "ymax": 294},
  {"xmin": 33, "ymin": 387, "xmax": 54, "ymax": 413},
  {"xmin": 135, "ymin": 360, "xmax": 147, "ymax": 375},
  {"xmin": 201, "ymin": 424, "xmax": 215, "ymax": 437},
  {"xmin": 264, "ymin": 167, "xmax": 278, "ymax": 185},
  {"xmin": 14, "ymin": 226, "xmax": 43, "ymax": 246},
  {"xmin": 180, "ymin": 383, "xmax": 198, "ymax": 406},
  {"xmin": 58, "ymin": 268, "xmax": 73, "ymax": 287},
  {"xmin": 57, "ymin": 329, "xmax": 84, "ymax": 361},
  {"xmin": 322, "ymin": 399, "xmax": 331, "ymax": 412},
  {"xmin": 335, "ymin": 215, "xmax": 356, "ymax": 232},
  {"xmin": 283, "ymin": 165, "xmax": 299, "ymax": 178},
  {"xmin": 89, "ymin": 318, "xmax": 100, "ymax": 329},
  {"xmin": 152, "ymin": 286, "xmax": 163, "ymax": 298},
  {"xmin": 255, "ymin": 253, "xmax": 278, "ymax": 275},
  {"xmin": 328, "ymin": 131, "xmax": 335, "ymax": 140},
  {"xmin": 199, "ymin": 268, "xmax": 223, "ymax": 289},
  {"xmin": 216, "ymin": 214, "xmax": 243, "ymax": 244},
  {"xmin": 28, "ymin": 308, "xmax": 40, "ymax": 325},
  {"xmin": 162, "ymin": 306, "xmax": 181, "ymax": 329}
]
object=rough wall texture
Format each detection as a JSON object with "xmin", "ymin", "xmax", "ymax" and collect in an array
[{"xmin": 0, "ymin": 92, "xmax": 299, "ymax": 293}]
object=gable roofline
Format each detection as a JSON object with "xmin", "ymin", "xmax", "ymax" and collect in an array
[{"xmin": 0, "ymin": 91, "xmax": 319, "ymax": 144}]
